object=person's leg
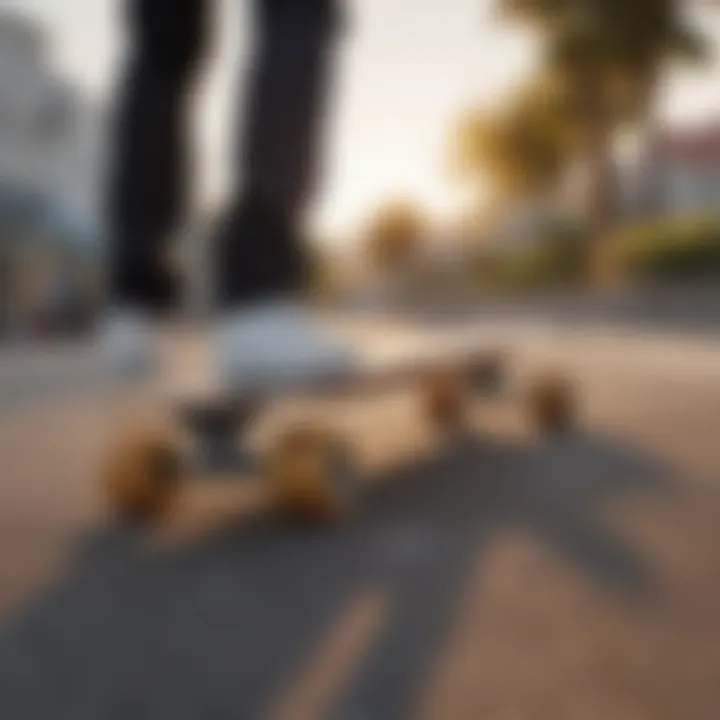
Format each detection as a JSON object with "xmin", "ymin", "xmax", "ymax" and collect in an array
[
  {"xmin": 214, "ymin": 0, "xmax": 351, "ymax": 389},
  {"xmin": 107, "ymin": 0, "xmax": 209, "ymax": 313},
  {"xmin": 216, "ymin": 0, "xmax": 343, "ymax": 307}
]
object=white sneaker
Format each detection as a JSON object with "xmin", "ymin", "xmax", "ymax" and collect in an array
[
  {"xmin": 99, "ymin": 308, "xmax": 155, "ymax": 378},
  {"xmin": 216, "ymin": 301, "xmax": 357, "ymax": 391}
]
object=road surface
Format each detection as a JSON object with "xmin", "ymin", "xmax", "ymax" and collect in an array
[{"xmin": 0, "ymin": 315, "xmax": 719, "ymax": 719}]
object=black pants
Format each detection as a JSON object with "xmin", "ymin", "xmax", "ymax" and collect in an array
[{"xmin": 108, "ymin": 0, "xmax": 342, "ymax": 311}]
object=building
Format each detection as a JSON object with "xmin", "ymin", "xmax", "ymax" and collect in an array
[
  {"xmin": 0, "ymin": 11, "xmax": 104, "ymax": 336},
  {"xmin": 0, "ymin": 11, "xmax": 102, "ymax": 229},
  {"xmin": 632, "ymin": 122, "xmax": 720, "ymax": 218}
]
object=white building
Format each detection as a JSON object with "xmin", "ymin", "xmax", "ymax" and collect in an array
[
  {"xmin": 0, "ymin": 11, "xmax": 102, "ymax": 234},
  {"xmin": 0, "ymin": 12, "xmax": 104, "ymax": 334},
  {"xmin": 632, "ymin": 123, "xmax": 720, "ymax": 218}
]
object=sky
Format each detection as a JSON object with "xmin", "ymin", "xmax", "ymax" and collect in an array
[{"xmin": 4, "ymin": 0, "xmax": 720, "ymax": 239}]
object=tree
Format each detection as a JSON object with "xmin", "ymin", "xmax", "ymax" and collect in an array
[
  {"xmin": 363, "ymin": 200, "xmax": 426, "ymax": 272},
  {"xmin": 497, "ymin": 0, "xmax": 711, "ymax": 232},
  {"xmin": 451, "ymin": 78, "xmax": 568, "ymax": 207}
]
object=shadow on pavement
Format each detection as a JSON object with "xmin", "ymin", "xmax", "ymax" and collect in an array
[{"xmin": 0, "ymin": 430, "xmax": 674, "ymax": 719}]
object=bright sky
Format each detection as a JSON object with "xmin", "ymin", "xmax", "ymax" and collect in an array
[{"xmin": 4, "ymin": 0, "xmax": 720, "ymax": 238}]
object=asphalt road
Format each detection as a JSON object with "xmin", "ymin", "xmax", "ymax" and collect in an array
[{"xmin": 0, "ymin": 316, "xmax": 719, "ymax": 719}]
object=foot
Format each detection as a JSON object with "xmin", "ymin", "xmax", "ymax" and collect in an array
[
  {"xmin": 99, "ymin": 308, "xmax": 155, "ymax": 379},
  {"xmin": 216, "ymin": 300, "xmax": 357, "ymax": 392}
]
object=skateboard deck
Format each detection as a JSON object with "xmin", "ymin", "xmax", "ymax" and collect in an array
[{"xmin": 177, "ymin": 346, "xmax": 507, "ymax": 434}]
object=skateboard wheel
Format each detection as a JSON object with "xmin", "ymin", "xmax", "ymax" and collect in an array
[
  {"xmin": 103, "ymin": 429, "xmax": 182, "ymax": 523},
  {"xmin": 526, "ymin": 373, "xmax": 575, "ymax": 435},
  {"xmin": 421, "ymin": 368, "xmax": 466, "ymax": 428},
  {"xmin": 268, "ymin": 427, "xmax": 359, "ymax": 521}
]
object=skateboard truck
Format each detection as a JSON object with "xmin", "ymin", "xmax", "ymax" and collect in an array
[{"xmin": 178, "ymin": 399, "xmax": 261, "ymax": 474}]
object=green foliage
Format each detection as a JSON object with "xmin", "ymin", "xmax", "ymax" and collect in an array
[
  {"xmin": 452, "ymin": 79, "xmax": 568, "ymax": 203},
  {"xmin": 600, "ymin": 216, "xmax": 720, "ymax": 282},
  {"xmin": 499, "ymin": 0, "xmax": 712, "ymax": 128},
  {"xmin": 488, "ymin": 0, "xmax": 713, "ymax": 232},
  {"xmin": 477, "ymin": 215, "xmax": 720, "ymax": 290},
  {"xmin": 541, "ymin": 219, "xmax": 592, "ymax": 278},
  {"xmin": 478, "ymin": 219, "xmax": 591, "ymax": 289}
]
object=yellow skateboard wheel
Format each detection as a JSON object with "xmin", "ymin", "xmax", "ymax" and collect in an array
[
  {"xmin": 527, "ymin": 373, "xmax": 576, "ymax": 435},
  {"xmin": 268, "ymin": 427, "xmax": 358, "ymax": 522},
  {"xmin": 103, "ymin": 428, "xmax": 182, "ymax": 523},
  {"xmin": 421, "ymin": 367, "xmax": 466, "ymax": 428}
]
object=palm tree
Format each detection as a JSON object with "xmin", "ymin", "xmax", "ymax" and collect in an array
[
  {"xmin": 498, "ymin": 0, "xmax": 711, "ymax": 233},
  {"xmin": 451, "ymin": 78, "xmax": 567, "ymax": 208}
]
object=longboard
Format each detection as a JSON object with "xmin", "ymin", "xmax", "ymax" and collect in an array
[{"xmin": 101, "ymin": 346, "xmax": 575, "ymax": 524}]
